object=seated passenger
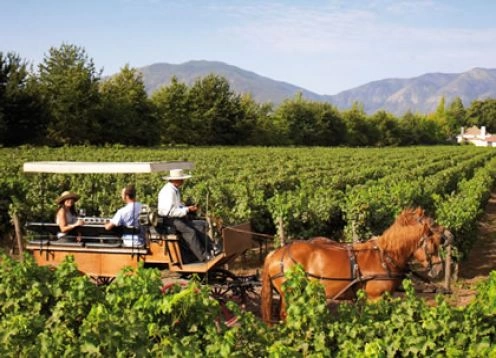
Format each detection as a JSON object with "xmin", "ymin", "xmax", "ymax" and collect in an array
[
  {"xmin": 157, "ymin": 169, "xmax": 220, "ymax": 262},
  {"xmin": 105, "ymin": 184, "xmax": 144, "ymax": 247},
  {"xmin": 55, "ymin": 191, "xmax": 84, "ymax": 242}
]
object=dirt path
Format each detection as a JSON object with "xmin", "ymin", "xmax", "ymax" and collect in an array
[
  {"xmin": 447, "ymin": 192, "xmax": 496, "ymax": 305},
  {"xmin": 459, "ymin": 192, "xmax": 496, "ymax": 279}
]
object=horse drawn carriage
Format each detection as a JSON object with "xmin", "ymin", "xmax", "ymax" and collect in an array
[
  {"xmin": 22, "ymin": 161, "xmax": 260, "ymax": 301},
  {"xmin": 20, "ymin": 161, "xmax": 453, "ymax": 325}
]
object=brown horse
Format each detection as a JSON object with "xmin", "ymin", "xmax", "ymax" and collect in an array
[{"xmin": 261, "ymin": 208, "xmax": 449, "ymax": 323}]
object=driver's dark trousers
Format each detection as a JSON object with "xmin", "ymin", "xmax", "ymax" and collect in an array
[{"xmin": 170, "ymin": 218, "xmax": 211, "ymax": 262}]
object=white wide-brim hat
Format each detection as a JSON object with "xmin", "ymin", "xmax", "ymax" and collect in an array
[{"xmin": 164, "ymin": 168, "xmax": 192, "ymax": 180}]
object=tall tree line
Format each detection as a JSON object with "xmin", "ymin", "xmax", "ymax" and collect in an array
[{"xmin": 1, "ymin": 43, "xmax": 495, "ymax": 147}]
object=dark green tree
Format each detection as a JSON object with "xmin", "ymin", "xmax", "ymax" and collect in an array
[
  {"xmin": 465, "ymin": 99, "xmax": 496, "ymax": 133},
  {"xmin": 342, "ymin": 102, "xmax": 374, "ymax": 146},
  {"xmin": 314, "ymin": 102, "xmax": 346, "ymax": 146},
  {"xmin": 445, "ymin": 97, "xmax": 466, "ymax": 138},
  {"xmin": 273, "ymin": 93, "xmax": 317, "ymax": 145},
  {"xmin": 99, "ymin": 65, "xmax": 157, "ymax": 145},
  {"xmin": 0, "ymin": 52, "xmax": 48, "ymax": 145},
  {"xmin": 188, "ymin": 74, "xmax": 244, "ymax": 145},
  {"xmin": 37, "ymin": 43, "xmax": 101, "ymax": 145},
  {"xmin": 235, "ymin": 93, "xmax": 269, "ymax": 145},
  {"xmin": 400, "ymin": 111, "xmax": 443, "ymax": 145},
  {"xmin": 249, "ymin": 102, "xmax": 286, "ymax": 146},
  {"xmin": 272, "ymin": 94, "xmax": 345, "ymax": 146},
  {"xmin": 150, "ymin": 76, "xmax": 192, "ymax": 145},
  {"xmin": 369, "ymin": 110, "xmax": 401, "ymax": 146}
]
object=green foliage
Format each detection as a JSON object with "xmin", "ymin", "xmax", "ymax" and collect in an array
[
  {"xmin": 99, "ymin": 65, "xmax": 158, "ymax": 146},
  {"xmin": 151, "ymin": 76, "xmax": 193, "ymax": 145},
  {"xmin": 465, "ymin": 99, "xmax": 496, "ymax": 133},
  {"xmin": 0, "ymin": 51, "xmax": 48, "ymax": 145},
  {"xmin": 2, "ymin": 145, "xmax": 496, "ymax": 243},
  {"xmin": 1, "ymin": 254, "xmax": 496, "ymax": 355},
  {"xmin": 3, "ymin": 43, "xmax": 496, "ymax": 146},
  {"xmin": 37, "ymin": 43, "xmax": 102, "ymax": 145}
]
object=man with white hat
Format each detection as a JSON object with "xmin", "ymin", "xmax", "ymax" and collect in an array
[{"xmin": 158, "ymin": 168, "xmax": 217, "ymax": 262}]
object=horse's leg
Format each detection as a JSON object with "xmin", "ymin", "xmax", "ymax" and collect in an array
[
  {"xmin": 261, "ymin": 256, "xmax": 274, "ymax": 324},
  {"xmin": 279, "ymin": 296, "xmax": 287, "ymax": 321},
  {"xmin": 364, "ymin": 280, "xmax": 399, "ymax": 301}
]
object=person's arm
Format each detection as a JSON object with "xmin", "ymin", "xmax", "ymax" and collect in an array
[
  {"xmin": 158, "ymin": 185, "xmax": 189, "ymax": 217},
  {"xmin": 105, "ymin": 210, "xmax": 121, "ymax": 230},
  {"xmin": 57, "ymin": 208, "xmax": 83, "ymax": 233},
  {"xmin": 104, "ymin": 220, "xmax": 115, "ymax": 230}
]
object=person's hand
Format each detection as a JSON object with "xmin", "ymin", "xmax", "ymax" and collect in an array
[
  {"xmin": 76, "ymin": 218, "xmax": 84, "ymax": 226},
  {"xmin": 188, "ymin": 204, "xmax": 198, "ymax": 213}
]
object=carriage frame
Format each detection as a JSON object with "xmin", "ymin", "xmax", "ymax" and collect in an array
[{"xmin": 22, "ymin": 161, "xmax": 258, "ymax": 289}]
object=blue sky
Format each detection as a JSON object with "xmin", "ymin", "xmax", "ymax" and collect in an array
[{"xmin": 2, "ymin": 0, "xmax": 496, "ymax": 94}]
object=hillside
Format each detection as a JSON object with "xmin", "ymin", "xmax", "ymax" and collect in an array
[
  {"xmin": 139, "ymin": 60, "xmax": 323, "ymax": 105},
  {"xmin": 136, "ymin": 61, "xmax": 496, "ymax": 115}
]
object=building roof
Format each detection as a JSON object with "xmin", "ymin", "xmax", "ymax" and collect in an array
[
  {"xmin": 485, "ymin": 135, "xmax": 496, "ymax": 143},
  {"xmin": 464, "ymin": 126, "xmax": 482, "ymax": 135}
]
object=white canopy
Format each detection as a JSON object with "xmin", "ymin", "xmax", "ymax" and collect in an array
[{"xmin": 23, "ymin": 161, "xmax": 194, "ymax": 174}]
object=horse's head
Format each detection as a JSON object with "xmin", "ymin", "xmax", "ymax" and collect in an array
[{"xmin": 413, "ymin": 220, "xmax": 451, "ymax": 278}]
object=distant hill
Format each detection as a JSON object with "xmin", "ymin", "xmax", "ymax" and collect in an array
[
  {"xmin": 136, "ymin": 61, "xmax": 496, "ymax": 115},
  {"xmin": 325, "ymin": 68, "xmax": 496, "ymax": 115},
  {"xmin": 139, "ymin": 60, "xmax": 323, "ymax": 104}
]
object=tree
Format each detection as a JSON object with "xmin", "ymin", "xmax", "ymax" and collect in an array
[
  {"xmin": 0, "ymin": 52, "xmax": 48, "ymax": 146},
  {"xmin": 37, "ymin": 43, "xmax": 101, "ymax": 145},
  {"xmin": 369, "ymin": 110, "xmax": 401, "ymax": 147},
  {"xmin": 342, "ymin": 102, "xmax": 374, "ymax": 146},
  {"xmin": 236, "ymin": 93, "xmax": 269, "ymax": 145},
  {"xmin": 273, "ymin": 93, "xmax": 317, "ymax": 145},
  {"xmin": 99, "ymin": 65, "xmax": 157, "ymax": 145},
  {"xmin": 271, "ymin": 94, "xmax": 345, "ymax": 146},
  {"xmin": 151, "ymin": 76, "xmax": 192, "ymax": 145},
  {"xmin": 465, "ymin": 99, "xmax": 496, "ymax": 133},
  {"xmin": 445, "ymin": 97, "xmax": 466, "ymax": 138},
  {"xmin": 188, "ymin": 74, "xmax": 244, "ymax": 145},
  {"xmin": 313, "ymin": 102, "xmax": 346, "ymax": 146},
  {"xmin": 399, "ymin": 112, "xmax": 444, "ymax": 145}
]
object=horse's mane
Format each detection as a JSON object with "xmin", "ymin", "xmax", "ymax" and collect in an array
[{"xmin": 377, "ymin": 207, "xmax": 428, "ymax": 253}]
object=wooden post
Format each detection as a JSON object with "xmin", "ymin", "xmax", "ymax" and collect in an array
[
  {"xmin": 12, "ymin": 213, "xmax": 24, "ymax": 259},
  {"xmin": 443, "ymin": 243, "xmax": 452, "ymax": 293},
  {"xmin": 277, "ymin": 217, "xmax": 286, "ymax": 247},
  {"xmin": 352, "ymin": 220, "xmax": 359, "ymax": 242}
]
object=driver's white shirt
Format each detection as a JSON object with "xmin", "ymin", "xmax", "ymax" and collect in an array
[{"xmin": 158, "ymin": 182, "xmax": 188, "ymax": 217}]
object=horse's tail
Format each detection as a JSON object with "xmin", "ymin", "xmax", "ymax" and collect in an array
[{"xmin": 261, "ymin": 250, "xmax": 275, "ymax": 324}]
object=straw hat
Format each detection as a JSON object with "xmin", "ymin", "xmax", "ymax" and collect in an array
[
  {"xmin": 163, "ymin": 168, "xmax": 192, "ymax": 180},
  {"xmin": 56, "ymin": 191, "xmax": 80, "ymax": 205}
]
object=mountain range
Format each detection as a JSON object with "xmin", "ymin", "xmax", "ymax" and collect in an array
[{"xmin": 137, "ymin": 60, "xmax": 496, "ymax": 116}]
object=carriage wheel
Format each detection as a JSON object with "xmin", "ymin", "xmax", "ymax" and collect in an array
[
  {"xmin": 91, "ymin": 276, "xmax": 115, "ymax": 286},
  {"xmin": 205, "ymin": 268, "xmax": 262, "ymax": 319},
  {"xmin": 205, "ymin": 268, "xmax": 239, "ymax": 300}
]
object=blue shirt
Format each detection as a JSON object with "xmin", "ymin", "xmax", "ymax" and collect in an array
[{"xmin": 110, "ymin": 201, "xmax": 144, "ymax": 246}]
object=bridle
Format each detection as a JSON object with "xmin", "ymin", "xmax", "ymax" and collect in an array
[{"xmin": 411, "ymin": 226, "xmax": 452, "ymax": 276}]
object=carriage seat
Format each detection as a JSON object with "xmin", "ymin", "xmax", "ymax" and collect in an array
[{"xmin": 155, "ymin": 216, "xmax": 177, "ymax": 235}]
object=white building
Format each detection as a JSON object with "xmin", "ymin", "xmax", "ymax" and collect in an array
[{"xmin": 456, "ymin": 126, "xmax": 496, "ymax": 147}]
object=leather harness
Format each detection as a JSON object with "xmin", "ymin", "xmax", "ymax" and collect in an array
[{"xmin": 268, "ymin": 238, "xmax": 412, "ymax": 301}]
